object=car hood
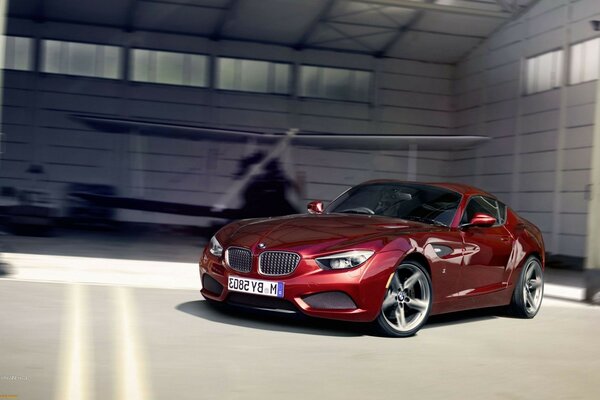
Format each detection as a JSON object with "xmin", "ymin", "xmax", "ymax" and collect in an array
[{"xmin": 221, "ymin": 213, "xmax": 443, "ymax": 256}]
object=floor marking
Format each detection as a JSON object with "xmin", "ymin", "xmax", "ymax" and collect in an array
[
  {"xmin": 1, "ymin": 253, "xmax": 199, "ymax": 290},
  {"xmin": 114, "ymin": 286, "xmax": 152, "ymax": 400},
  {"xmin": 0, "ymin": 252, "xmax": 590, "ymax": 303},
  {"xmin": 542, "ymin": 298, "xmax": 598, "ymax": 309},
  {"xmin": 544, "ymin": 283, "xmax": 586, "ymax": 301},
  {"xmin": 56, "ymin": 284, "xmax": 94, "ymax": 400}
]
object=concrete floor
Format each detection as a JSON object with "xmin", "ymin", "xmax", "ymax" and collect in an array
[
  {"xmin": 0, "ymin": 227, "xmax": 589, "ymax": 300},
  {"xmin": 1, "ymin": 279, "xmax": 599, "ymax": 400},
  {"xmin": 0, "ymin": 226, "xmax": 204, "ymax": 263},
  {"xmin": 0, "ymin": 228, "xmax": 597, "ymax": 399}
]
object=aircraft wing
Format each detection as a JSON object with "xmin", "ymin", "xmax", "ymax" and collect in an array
[
  {"xmin": 72, "ymin": 192, "xmax": 245, "ymax": 219},
  {"xmin": 72, "ymin": 114, "xmax": 489, "ymax": 150},
  {"xmin": 72, "ymin": 114, "xmax": 281, "ymax": 144},
  {"xmin": 70, "ymin": 114, "xmax": 491, "ymax": 220}
]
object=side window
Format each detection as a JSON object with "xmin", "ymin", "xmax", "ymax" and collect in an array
[
  {"xmin": 461, "ymin": 196, "xmax": 503, "ymax": 225},
  {"xmin": 497, "ymin": 201, "xmax": 507, "ymax": 225}
]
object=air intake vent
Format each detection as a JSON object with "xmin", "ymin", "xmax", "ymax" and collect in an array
[
  {"xmin": 226, "ymin": 293, "xmax": 298, "ymax": 313},
  {"xmin": 202, "ymin": 274, "xmax": 224, "ymax": 296}
]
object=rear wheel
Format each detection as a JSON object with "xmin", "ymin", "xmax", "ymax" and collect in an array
[
  {"xmin": 509, "ymin": 256, "xmax": 544, "ymax": 318},
  {"xmin": 375, "ymin": 262, "xmax": 432, "ymax": 337}
]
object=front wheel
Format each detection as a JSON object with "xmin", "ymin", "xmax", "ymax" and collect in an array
[
  {"xmin": 509, "ymin": 256, "xmax": 544, "ymax": 318},
  {"xmin": 375, "ymin": 262, "xmax": 432, "ymax": 337}
]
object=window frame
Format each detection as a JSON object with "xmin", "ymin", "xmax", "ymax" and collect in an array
[
  {"xmin": 40, "ymin": 38, "xmax": 123, "ymax": 80},
  {"xmin": 460, "ymin": 195, "xmax": 507, "ymax": 227},
  {"xmin": 523, "ymin": 48, "xmax": 564, "ymax": 95},
  {"xmin": 326, "ymin": 182, "xmax": 463, "ymax": 227},
  {"xmin": 298, "ymin": 64, "xmax": 372, "ymax": 103},
  {"xmin": 3, "ymin": 36, "xmax": 34, "ymax": 71},
  {"xmin": 215, "ymin": 56, "xmax": 291, "ymax": 95},
  {"xmin": 129, "ymin": 47, "xmax": 210, "ymax": 88},
  {"xmin": 568, "ymin": 36, "xmax": 600, "ymax": 86}
]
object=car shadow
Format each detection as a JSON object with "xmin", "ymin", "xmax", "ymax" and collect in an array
[
  {"xmin": 176, "ymin": 300, "xmax": 369, "ymax": 337},
  {"xmin": 177, "ymin": 300, "xmax": 505, "ymax": 337},
  {"xmin": 424, "ymin": 307, "xmax": 504, "ymax": 329}
]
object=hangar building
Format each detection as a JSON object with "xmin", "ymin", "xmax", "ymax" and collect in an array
[{"xmin": 1, "ymin": 0, "xmax": 599, "ymax": 270}]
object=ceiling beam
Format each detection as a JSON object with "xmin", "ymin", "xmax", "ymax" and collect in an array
[
  {"xmin": 33, "ymin": 0, "xmax": 46, "ymax": 23},
  {"xmin": 467, "ymin": 0, "xmax": 544, "ymax": 54},
  {"xmin": 376, "ymin": 0, "xmax": 432, "ymax": 58},
  {"xmin": 494, "ymin": 0, "xmax": 520, "ymax": 14},
  {"xmin": 351, "ymin": 0, "xmax": 511, "ymax": 19},
  {"xmin": 409, "ymin": 28, "xmax": 486, "ymax": 40},
  {"xmin": 326, "ymin": 3, "xmax": 385, "ymax": 21},
  {"xmin": 324, "ymin": 20, "xmax": 400, "ymax": 30},
  {"xmin": 295, "ymin": 0, "xmax": 337, "ymax": 50},
  {"xmin": 313, "ymin": 23, "xmax": 383, "ymax": 51},
  {"xmin": 125, "ymin": 0, "xmax": 138, "ymax": 32},
  {"xmin": 211, "ymin": 0, "xmax": 241, "ymax": 41},
  {"xmin": 144, "ymin": 0, "xmax": 225, "ymax": 8}
]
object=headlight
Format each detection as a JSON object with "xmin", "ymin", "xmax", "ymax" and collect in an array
[
  {"xmin": 316, "ymin": 250, "xmax": 374, "ymax": 270},
  {"xmin": 208, "ymin": 235, "xmax": 223, "ymax": 257}
]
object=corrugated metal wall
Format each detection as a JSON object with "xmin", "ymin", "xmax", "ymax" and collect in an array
[
  {"xmin": 3, "ymin": 0, "xmax": 598, "ymax": 260},
  {"xmin": 1, "ymin": 19, "xmax": 453, "ymax": 226},
  {"xmin": 452, "ymin": 0, "xmax": 599, "ymax": 257}
]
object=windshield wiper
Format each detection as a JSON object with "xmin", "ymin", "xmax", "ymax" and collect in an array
[{"xmin": 402, "ymin": 216, "xmax": 448, "ymax": 227}]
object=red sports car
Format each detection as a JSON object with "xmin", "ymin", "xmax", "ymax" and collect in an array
[{"xmin": 199, "ymin": 181, "xmax": 545, "ymax": 337}]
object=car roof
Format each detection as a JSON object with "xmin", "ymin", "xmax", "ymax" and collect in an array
[{"xmin": 358, "ymin": 180, "xmax": 496, "ymax": 199}]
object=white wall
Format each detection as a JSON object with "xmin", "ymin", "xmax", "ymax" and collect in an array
[{"xmin": 452, "ymin": 0, "xmax": 599, "ymax": 257}]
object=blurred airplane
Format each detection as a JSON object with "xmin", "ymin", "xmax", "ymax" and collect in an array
[{"xmin": 70, "ymin": 114, "xmax": 489, "ymax": 222}]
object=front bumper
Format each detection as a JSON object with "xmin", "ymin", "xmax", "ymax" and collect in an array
[{"xmin": 199, "ymin": 250, "xmax": 401, "ymax": 323}]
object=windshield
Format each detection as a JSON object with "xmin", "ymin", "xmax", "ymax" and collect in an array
[{"xmin": 326, "ymin": 183, "xmax": 461, "ymax": 227}]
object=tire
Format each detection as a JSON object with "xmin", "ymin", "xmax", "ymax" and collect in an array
[
  {"xmin": 509, "ymin": 256, "xmax": 544, "ymax": 318},
  {"xmin": 375, "ymin": 261, "xmax": 433, "ymax": 337}
]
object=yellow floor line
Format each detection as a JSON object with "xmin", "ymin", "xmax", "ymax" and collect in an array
[
  {"xmin": 114, "ymin": 286, "xmax": 152, "ymax": 400},
  {"xmin": 56, "ymin": 284, "xmax": 94, "ymax": 400}
]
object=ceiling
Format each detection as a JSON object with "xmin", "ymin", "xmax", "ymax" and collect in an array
[{"xmin": 8, "ymin": 0, "xmax": 538, "ymax": 64}]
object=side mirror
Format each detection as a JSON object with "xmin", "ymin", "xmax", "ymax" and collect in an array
[
  {"xmin": 307, "ymin": 200, "xmax": 324, "ymax": 215},
  {"xmin": 465, "ymin": 213, "xmax": 496, "ymax": 228}
]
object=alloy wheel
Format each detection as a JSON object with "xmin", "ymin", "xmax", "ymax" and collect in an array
[
  {"xmin": 523, "ymin": 258, "xmax": 543, "ymax": 314},
  {"xmin": 381, "ymin": 263, "xmax": 431, "ymax": 334}
]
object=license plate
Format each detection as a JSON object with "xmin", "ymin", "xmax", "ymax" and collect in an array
[{"xmin": 228, "ymin": 276, "xmax": 284, "ymax": 298}]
